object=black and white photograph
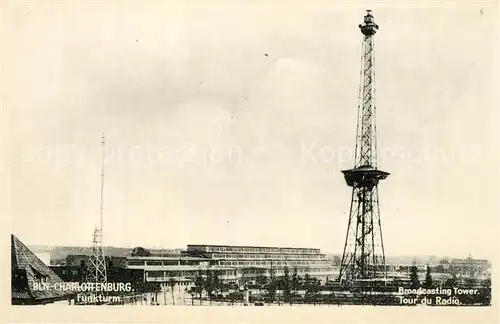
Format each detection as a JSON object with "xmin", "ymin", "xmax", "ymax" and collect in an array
[{"xmin": 2, "ymin": 0, "xmax": 498, "ymax": 322}]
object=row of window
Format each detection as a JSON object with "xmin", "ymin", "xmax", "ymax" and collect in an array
[
  {"xmin": 242, "ymin": 267, "xmax": 333, "ymax": 274},
  {"xmin": 146, "ymin": 270, "xmax": 237, "ymax": 278},
  {"xmin": 450, "ymin": 259, "xmax": 489, "ymax": 265},
  {"xmin": 212, "ymin": 253, "xmax": 326, "ymax": 260},
  {"xmin": 128, "ymin": 260, "xmax": 332, "ymax": 268},
  {"xmin": 189, "ymin": 246, "xmax": 320, "ymax": 254},
  {"xmin": 128, "ymin": 260, "xmax": 201, "ymax": 266},
  {"xmin": 144, "ymin": 268, "xmax": 333, "ymax": 279},
  {"xmin": 218, "ymin": 260, "xmax": 330, "ymax": 267},
  {"xmin": 160, "ymin": 282, "xmax": 191, "ymax": 287}
]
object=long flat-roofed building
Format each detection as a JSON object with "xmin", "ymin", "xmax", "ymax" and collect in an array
[
  {"xmin": 185, "ymin": 244, "xmax": 336, "ymax": 283},
  {"xmin": 122, "ymin": 244, "xmax": 336, "ymax": 287},
  {"xmin": 125, "ymin": 255, "xmax": 239, "ymax": 287}
]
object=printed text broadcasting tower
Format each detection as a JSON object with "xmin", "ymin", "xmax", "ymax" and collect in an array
[{"xmin": 338, "ymin": 10, "xmax": 389, "ymax": 283}]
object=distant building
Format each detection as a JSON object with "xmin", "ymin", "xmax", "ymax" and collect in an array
[
  {"xmin": 50, "ymin": 254, "xmax": 131, "ymax": 283},
  {"xmin": 327, "ymin": 255, "xmax": 341, "ymax": 266},
  {"xmin": 11, "ymin": 234, "xmax": 73, "ymax": 305},
  {"xmin": 449, "ymin": 256, "xmax": 490, "ymax": 278},
  {"xmin": 63, "ymin": 254, "xmax": 127, "ymax": 268},
  {"xmin": 439, "ymin": 259, "xmax": 450, "ymax": 270}
]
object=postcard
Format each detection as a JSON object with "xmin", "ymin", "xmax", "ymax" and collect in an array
[{"xmin": 2, "ymin": 1, "xmax": 498, "ymax": 323}]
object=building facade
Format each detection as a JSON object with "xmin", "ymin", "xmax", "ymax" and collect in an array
[
  {"xmin": 123, "ymin": 244, "xmax": 336, "ymax": 286},
  {"xmin": 186, "ymin": 244, "xmax": 335, "ymax": 282},
  {"xmin": 125, "ymin": 255, "xmax": 238, "ymax": 287}
]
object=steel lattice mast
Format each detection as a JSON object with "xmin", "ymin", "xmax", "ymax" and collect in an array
[
  {"xmin": 338, "ymin": 10, "xmax": 389, "ymax": 283},
  {"xmin": 86, "ymin": 134, "xmax": 108, "ymax": 286}
]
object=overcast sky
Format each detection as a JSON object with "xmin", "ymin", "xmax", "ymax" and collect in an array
[{"xmin": 2, "ymin": 1, "xmax": 499, "ymax": 259}]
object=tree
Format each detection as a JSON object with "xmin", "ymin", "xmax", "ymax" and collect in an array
[
  {"xmin": 425, "ymin": 265, "xmax": 433, "ymax": 288},
  {"xmin": 304, "ymin": 276, "xmax": 320, "ymax": 305},
  {"xmin": 136, "ymin": 282, "xmax": 161, "ymax": 305},
  {"xmin": 303, "ymin": 273, "xmax": 311, "ymax": 288},
  {"xmin": 291, "ymin": 267, "xmax": 300, "ymax": 304},
  {"xmin": 443, "ymin": 274, "xmax": 456, "ymax": 289},
  {"xmin": 256, "ymin": 273, "xmax": 268, "ymax": 286},
  {"xmin": 186, "ymin": 287, "xmax": 195, "ymax": 305},
  {"xmin": 194, "ymin": 274, "xmax": 205, "ymax": 305},
  {"xmin": 282, "ymin": 266, "xmax": 291, "ymax": 305},
  {"xmin": 131, "ymin": 247, "xmax": 151, "ymax": 257},
  {"xmin": 325, "ymin": 281, "xmax": 337, "ymax": 305},
  {"xmin": 303, "ymin": 274, "xmax": 312, "ymax": 303},
  {"xmin": 256, "ymin": 273, "xmax": 268, "ymax": 296},
  {"xmin": 267, "ymin": 281, "xmax": 277, "ymax": 305},
  {"xmin": 204, "ymin": 271, "xmax": 212, "ymax": 304},
  {"xmin": 168, "ymin": 278, "xmax": 176, "ymax": 305},
  {"xmin": 410, "ymin": 265, "xmax": 420, "ymax": 288},
  {"xmin": 204, "ymin": 270, "xmax": 221, "ymax": 304},
  {"xmin": 464, "ymin": 277, "xmax": 475, "ymax": 289},
  {"xmin": 264, "ymin": 265, "xmax": 277, "ymax": 305},
  {"xmin": 222, "ymin": 282, "xmax": 233, "ymax": 300},
  {"xmin": 312, "ymin": 280, "xmax": 321, "ymax": 305},
  {"xmin": 79, "ymin": 259, "xmax": 87, "ymax": 282},
  {"xmin": 211, "ymin": 271, "xmax": 221, "ymax": 298},
  {"xmin": 228, "ymin": 291, "xmax": 244, "ymax": 305},
  {"xmin": 267, "ymin": 268, "xmax": 277, "ymax": 305}
]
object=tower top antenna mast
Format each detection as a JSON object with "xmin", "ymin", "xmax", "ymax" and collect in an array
[{"xmin": 100, "ymin": 133, "xmax": 105, "ymax": 234}]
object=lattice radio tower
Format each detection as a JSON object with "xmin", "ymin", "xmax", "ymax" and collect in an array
[
  {"xmin": 86, "ymin": 134, "xmax": 108, "ymax": 285},
  {"xmin": 338, "ymin": 10, "xmax": 389, "ymax": 283}
]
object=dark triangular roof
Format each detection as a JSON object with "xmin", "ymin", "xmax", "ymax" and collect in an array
[{"xmin": 11, "ymin": 234, "xmax": 73, "ymax": 303}]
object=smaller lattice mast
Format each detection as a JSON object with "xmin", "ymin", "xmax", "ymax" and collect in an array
[{"xmin": 86, "ymin": 134, "xmax": 108, "ymax": 288}]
